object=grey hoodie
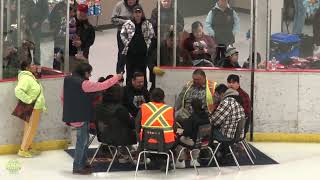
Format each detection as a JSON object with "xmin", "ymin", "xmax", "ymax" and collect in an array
[{"xmin": 111, "ymin": 0, "xmax": 139, "ymax": 29}]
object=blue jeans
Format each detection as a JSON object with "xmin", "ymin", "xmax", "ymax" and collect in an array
[
  {"xmin": 292, "ymin": 0, "xmax": 306, "ymax": 34},
  {"xmin": 212, "ymin": 128, "xmax": 230, "ymax": 142},
  {"xmin": 73, "ymin": 121, "xmax": 89, "ymax": 171}
]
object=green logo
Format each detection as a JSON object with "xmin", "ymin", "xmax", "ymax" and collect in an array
[{"xmin": 5, "ymin": 159, "xmax": 22, "ymax": 174}]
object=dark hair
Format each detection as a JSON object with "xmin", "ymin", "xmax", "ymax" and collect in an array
[
  {"xmin": 150, "ymin": 88, "xmax": 165, "ymax": 102},
  {"xmin": 20, "ymin": 61, "xmax": 31, "ymax": 71},
  {"xmin": 191, "ymin": 21, "xmax": 203, "ymax": 33},
  {"xmin": 132, "ymin": 72, "xmax": 144, "ymax": 80},
  {"xmin": 192, "ymin": 69, "xmax": 206, "ymax": 78},
  {"xmin": 102, "ymin": 84, "xmax": 123, "ymax": 103},
  {"xmin": 191, "ymin": 98, "xmax": 203, "ymax": 113},
  {"xmin": 98, "ymin": 77, "xmax": 106, "ymax": 82},
  {"xmin": 227, "ymin": 74, "xmax": 240, "ymax": 83},
  {"xmin": 215, "ymin": 84, "xmax": 228, "ymax": 95},
  {"xmin": 73, "ymin": 63, "xmax": 92, "ymax": 80}
]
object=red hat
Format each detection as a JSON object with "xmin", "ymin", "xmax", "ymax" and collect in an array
[{"xmin": 77, "ymin": 4, "xmax": 88, "ymax": 13}]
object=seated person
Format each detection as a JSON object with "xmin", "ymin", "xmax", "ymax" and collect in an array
[
  {"xmin": 227, "ymin": 74, "xmax": 251, "ymax": 134},
  {"xmin": 175, "ymin": 69, "xmax": 217, "ymax": 119},
  {"xmin": 221, "ymin": 47, "xmax": 241, "ymax": 68},
  {"xmin": 175, "ymin": 98, "xmax": 210, "ymax": 168},
  {"xmin": 123, "ymin": 72, "xmax": 150, "ymax": 118},
  {"xmin": 183, "ymin": 21, "xmax": 217, "ymax": 67},
  {"xmin": 159, "ymin": 30, "xmax": 191, "ymax": 66},
  {"xmin": 135, "ymin": 88, "xmax": 177, "ymax": 171},
  {"xmin": 209, "ymin": 84, "xmax": 245, "ymax": 157},
  {"xmin": 95, "ymin": 84, "xmax": 136, "ymax": 147},
  {"xmin": 180, "ymin": 98, "xmax": 210, "ymax": 144}
]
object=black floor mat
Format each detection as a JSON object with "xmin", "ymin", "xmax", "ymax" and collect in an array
[{"xmin": 65, "ymin": 144, "xmax": 278, "ymax": 172}]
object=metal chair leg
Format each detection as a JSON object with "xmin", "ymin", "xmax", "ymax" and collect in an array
[
  {"xmin": 169, "ymin": 150, "xmax": 176, "ymax": 171},
  {"xmin": 176, "ymin": 147, "xmax": 186, "ymax": 161},
  {"xmin": 143, "ymin": 152, "xmax": 147, "ymax": 170},
  {"xmin": 88, "ymin": 134, "xmax": 96, "ymax": 147},
  {"xmin": 207, "ymin": 146, "xmax": 220, "ymax": 171},
  {"xmin": 90, "ymin": 144, "xmax": 102, "ymax": 165},
  {"xmin": 107, "ymin": 148, "xmax": 118, "ymax": 173},
  {"xmin": 241, "ymin": 141, "xmax": 254, "ymax": 165},
  {"xmin": 190, "ymin": 149, "xmax": 199, "ymax": 175},
  {"xmin": 208, "ymin": 143, "xmax": 221, "ymax": 170},
  {"xmin": 108, "ymin": 146, "xmax": 114, "ymax": 157},
  {"xmin": 125, "ymin": 146, "xmax": 135, "ymax": 164},
  {"xmin": 244, "ymin": 140, "xmax": 256, "ymax": 158},
  {"xmin": 165, "ymin": 153, "xmax": 170, "ymax": 176},
  {"xmin": 229, "ymin": 146, "xmax": 240, "ymax": 170},
  {"xmin": 135, "ymin": 151, "xmax": 144, "ymax": 177}
]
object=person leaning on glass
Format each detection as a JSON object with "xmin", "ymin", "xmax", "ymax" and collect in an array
[{"xmin": 15, "ymin": 61, "xmax": 46, "ymax": 158}]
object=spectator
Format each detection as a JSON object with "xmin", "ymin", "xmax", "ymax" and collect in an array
[
  {"xmin": 123, "ymin": 72, "xmax": 150, "ymax": 118},
  {"xmin": 209, "ymin": 84, "xmax": 245, "ymax": 157},
  {"xmin": 205, "ymin": 0, "xmax": 240, "ymax": 64},
  {"xmin": 222, "ymin": 47, "xmax": 241, "ymax": 68},
  {"xmin": 69, "ymin": 4, "xmax": 95, "ymax": 72},
  {"xmin": 62, "ymin": 63, "xmax": 122, "ymax": 175},
  {"xmin": 293, "ymin": 0, "xmax": 306, "ymax": 34},
  {"xmin": 49, "ymin": 1, "xmax": 68, "ymax": 70},
  {"xmin": 120, "ymin": 5, "xmax": 156, "ymax": 84},
  {"xmin": 227, "ymin": 74, "xmax": 251, "ymax": 134},
  {"xmin": 15, "ymin": 61, "xmax": 46, "ymax": 158},
  {"xmin": 150, "ymin": 0, "xmax": 184, "ymax": 40},
  {"xmin": 25, "ymin": 0, "xmax": 49, "ymax": 65},
  {"xmin": 112, "ymin": 0, "xmax": 139, "ymax": 74},
  {"xmin": 183, "ymin": 21, "xmax": 217, "ymax": 67},
  {"xmin": 94, "ymin": 85, "xmax": 136, "ymax": 148},
  {"xmin": 175, "ymin": 69, "xmax": 217, "ymax": 120},
  {"xmin": 135, "ymin": 88, "xmax": 176, "ymax": 171},
  {"xmin": 175, "ymin": 98, "xmax": 210, "ymax": 168}
]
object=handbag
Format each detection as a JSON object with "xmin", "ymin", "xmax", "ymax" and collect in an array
[{"xmin": 12, "ymin": 83, "xmax": 41, "ymax": 122}]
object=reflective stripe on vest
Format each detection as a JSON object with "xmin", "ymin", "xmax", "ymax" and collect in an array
[
  {"xmin": 142, "ymin": 103, "xmax": 173, "ymax": 132},
  {"xmin": 206, "ymin": 80, "xmax": 217, "ymax": 113}
]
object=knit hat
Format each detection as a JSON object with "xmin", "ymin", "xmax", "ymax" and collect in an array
[
  {"xmin": 77, "ymin": 4, "xmax": 88, "ymax": 13},
  {"xmin": 222, "ymin": 88, "xmax": 239, "ymax": 99},
  {"xmin": 225, "ymin": 47, "xmax": 239, "ymax": 57}
]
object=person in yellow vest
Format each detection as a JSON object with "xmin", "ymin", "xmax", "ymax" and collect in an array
[
  {"xmin": 135, "ymin": 88, "xmax": 177, "ymax": 171},
  {"xmin": 175, "ymin": 69, "xmax": 217, "ymax": 118}
]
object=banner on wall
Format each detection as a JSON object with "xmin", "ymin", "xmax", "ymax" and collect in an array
[{"xmin": 80, "ymin": 0, "xmax": 102, "ymax": 16}]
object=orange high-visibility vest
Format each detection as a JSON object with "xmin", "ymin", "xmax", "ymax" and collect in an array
[{"xmin": 140, "ymin": 102, "xmax": 175, "ymax": 144}]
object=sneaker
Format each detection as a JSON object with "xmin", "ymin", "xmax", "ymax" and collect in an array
[
  {"xmin": 175, "ymin": 160, "xmax": 186, "ymax": 169},
  {"xmin": 29, "ymin": 148, "xmax": 41, "ymax": 156},
  {"xmin": 72, "ymin": 168, "xmax": 92, "ymax": 175},
  {"xmin": 18, "ymin": 149, "xmax": 32, "ymax": 158},
  {"xmin": 190, "ymin": 160, "xmax": 201, "ymax": 167},
  {"xmin": 314, "ymin": 46, "xmax": 320, "ymax": 55}
]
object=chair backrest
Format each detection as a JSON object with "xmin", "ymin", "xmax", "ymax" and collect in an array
[
  {"xmin": 234, "ymin": 118, "xmax": 246, "ymax": 142},
  {"xmin": 140, "ymin": 128, "xmax": 166, "ymax": 152},
  {"xmin": 194, "ymin": 124, "xmax": 212, "ymax": 148},
  {"xmin": 94, "ymin": 104, "xmax": 114, "ymax": 144}
]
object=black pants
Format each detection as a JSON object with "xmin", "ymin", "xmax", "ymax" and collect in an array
[
  {"xmin": 214, "ymin": 44, "xmax": 227, "ymax": 66},
  {"xmin": 313, "ymin": 8, "xmax": 320, "ymax": 46},
  {"xmin": 116, "ymin": 31, "xmax": 125, "ymax": 73}
]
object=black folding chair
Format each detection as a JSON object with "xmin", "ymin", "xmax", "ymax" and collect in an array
[
  {"xmin": 211, "ymin": 118, "xmax": 254, "ymax": 170},
  {"xmin": 90, "ymin": 111, "xmax": 135, "ymax": 173},
  {"xmin": 177, "ymin": 124, "xmax": 220, "ymax": 175},
  {"xmin": 135, "ymin": 128, "xmax": 175, "ymax": 176}
]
